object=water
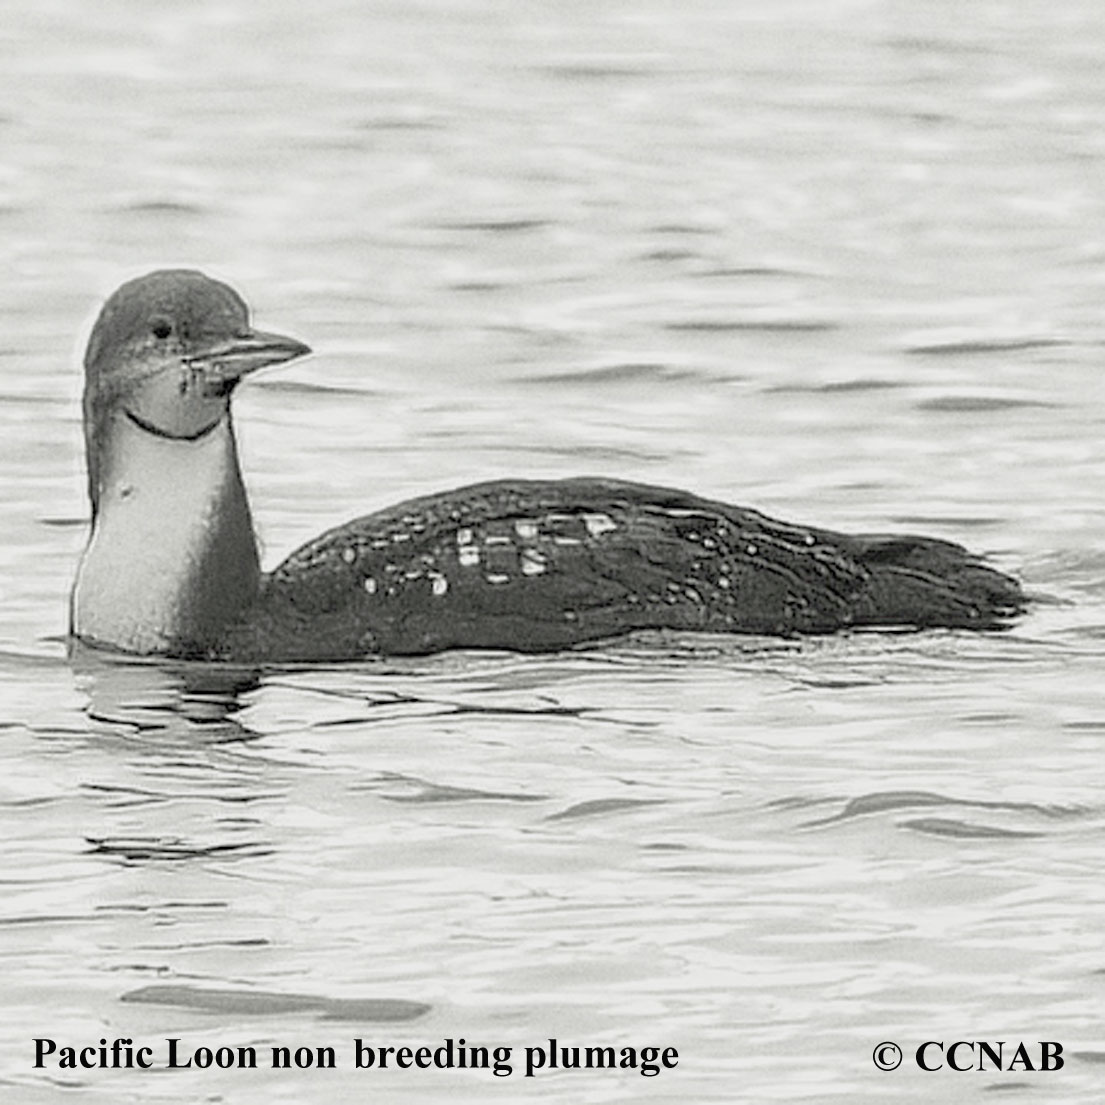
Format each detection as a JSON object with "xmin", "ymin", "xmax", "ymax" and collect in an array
[{"xmin": 2, "ymin": 0, "xmax": 1105, "ymax": 1101}]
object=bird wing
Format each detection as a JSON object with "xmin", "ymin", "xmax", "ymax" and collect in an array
[{"xmin": 230, "ymin": 478, "xmax": 885, "ymax": 658}]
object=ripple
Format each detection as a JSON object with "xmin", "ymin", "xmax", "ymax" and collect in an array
[
  {"xmin": 120, "ymin": 985, "xmax": 431, "ymax": 1022},
  {"xmin": 904, "ymin": 336, "xmax": 1067, "ymax": 356},
  {"xmin": 890, "ymin": 514, "xmax": 1006, "ymax": 528},
  {"xmin": 647, "ymin": 224, "xmax": 713, "ymax": 236},
  {"xmin": 85, "ymin": 836, "xmax": 273, "ymax": 863},
  {"xmin": 258, "ymin": 378, "xmax": 384, "ymax": 399},
  {"xmin": 696, "ymin": 264, "xmax": 824, "ymax": 279},
  {"xmin": 355, "ymin": 116, "xmax": 445, "ymax": 132},
  {"xmin": 38, "ymin": 516, "xmax": 87, "ymax": 528},
  {"xmin": 547, "ymin": 797, "xmax": 666, "ymax": 821},
  {"xmin": 663, "ymin": 317, "xmax": 838, "ymax": 334},
  {"xmin": 436, "ymin": 218, "xmax": 550, "ymax": 234},
  {"xmin": 370, "ymin": 774, "xmax": 546, "ymax": 804},
  {"xmin": 639, "ymin": 248, "xmax": 702, "ymax": 263},
  {"xmin": 116, "ymin": 199, "xmax": 207, "ymax": 215},
  {"xmin": 916, "ymin": 395, "xmax": 1055, "ymax": 412},
  {"xmin": 902, "ymin": 817, "xmax": 1045, "ymax": 839},
  {"xmin": 540, "ymin": 62, "xmax": 658, "ymax": 81},
  {"xmin": 802, "ymin": 790, "xmax": 1085, "ymax": 829},
  {"xmin": 525, "ymin": 362, "xmax": 711, "ymax": 386},
  {"xmin": 768, "ymin": 379, "xmax": 905, "ymax": 395}
]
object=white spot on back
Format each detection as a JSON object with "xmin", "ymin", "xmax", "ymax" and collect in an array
[
  {"xmin": 431, "ymin": 573, "xmax": 448, "ymax": 596},
  {"xmin": 364, "ymin": 577, "xmax": 377, "ymax": 595},
  {"xmin": 456, "ymin": 527, "xmax": 473, "ymax": 545},
  {"xmin": 583, "ymin": 512, "xmax": 617, "ymax": 538},
  {"xmin": 342, "ymin": 547, "xmax": 356, "ymax": 564},
  {"xmin": 521, "ymin": 550, "xmax": 546, "ymax": 576}
]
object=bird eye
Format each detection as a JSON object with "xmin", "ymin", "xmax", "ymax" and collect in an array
[{"xmin": 150, "ymin": 317, "xmax": 173, "ymax": 340}]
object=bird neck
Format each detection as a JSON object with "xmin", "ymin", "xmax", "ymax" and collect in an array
[{"xmin": 71, "ymin": 412, "xmax": 261, "ymax": 656}]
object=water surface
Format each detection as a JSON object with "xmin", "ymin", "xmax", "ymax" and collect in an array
[{"xmin": 2, "ymin": 1, "xmax": 1104, "ymax": 1101}]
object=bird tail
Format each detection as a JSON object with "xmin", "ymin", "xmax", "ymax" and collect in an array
[{"xmin": 848, "ymin": 534, "xmax": 1024, "ymax": 629}]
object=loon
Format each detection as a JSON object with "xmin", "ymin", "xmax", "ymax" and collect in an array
[{"xmin": 70, "ymin": 269, "xmax": 1024, "ymax": 662}]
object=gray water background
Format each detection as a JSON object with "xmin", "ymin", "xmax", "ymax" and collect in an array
[{"xmin": 2, "ymin": 0, "xmax": 1105, "ymax": 1101}]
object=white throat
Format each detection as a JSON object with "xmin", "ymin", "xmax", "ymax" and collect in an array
[{"xmin": 72, "ymin": 413, "xmax": 259, "ymax": 655}]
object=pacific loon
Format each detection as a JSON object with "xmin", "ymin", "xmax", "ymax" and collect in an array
[{"xmin": 70, "ymin": 269, "xmax": 1024, "ymax": 661}]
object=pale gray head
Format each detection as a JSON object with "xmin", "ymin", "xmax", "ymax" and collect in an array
[{"xmin": 82, "ymin": 269, "xmax": 310, "ymax": 515}]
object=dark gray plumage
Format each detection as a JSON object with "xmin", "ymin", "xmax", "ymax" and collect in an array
[{"xmin": 72, "ymin": 270, "xmax": 1024, "ymax": 662}]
